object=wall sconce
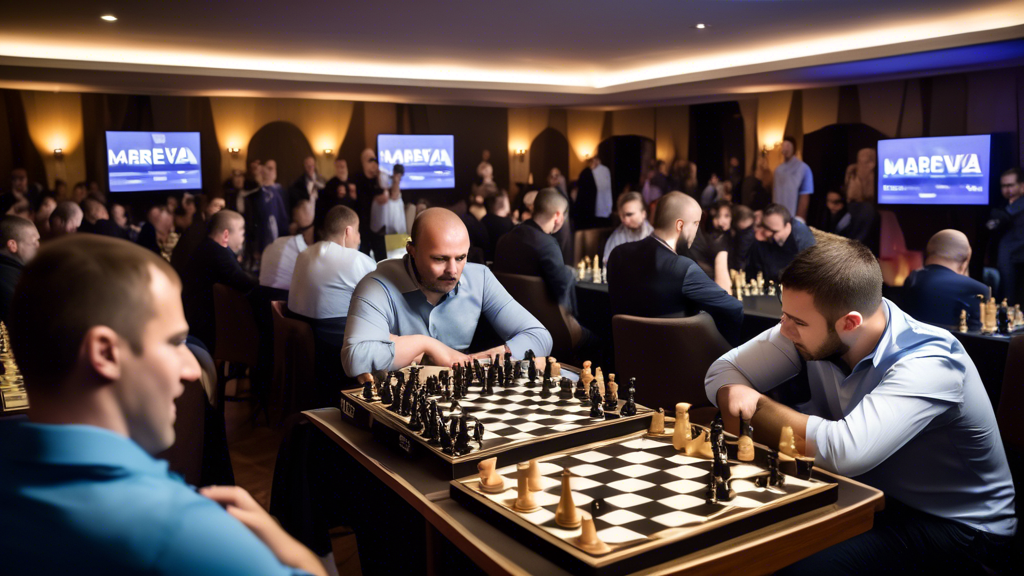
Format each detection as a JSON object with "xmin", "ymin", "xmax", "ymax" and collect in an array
[
  {"xmin": 515, "ymin": 149, "xmax": 526, "ymax": 162},
  {"xmin": 323, "ymin": 149, "xmax": 334, "ymax": 156},
  {"xmin": 227, "ymin": 147, "xmax": 240, "ymax": 156},
  {"xmin": 53, "ymin": 148, "xmax": 63, "ymax": 160}
]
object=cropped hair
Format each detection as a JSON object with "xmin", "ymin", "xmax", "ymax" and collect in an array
[
  {"xmin": 762, "ymin": 203, "xmax": 792, "ymax": 225},
  {"xmin": 322, "ymin": 205, "xmax": 359, "ymax": 238},
  {"xmin": 780, "ymin": 235, "xmax": 883, "ymax": 324}
]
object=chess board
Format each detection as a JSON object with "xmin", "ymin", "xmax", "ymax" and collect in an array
[
  {"xmin": 451, "ymin": 427, "xmax": 838, "ymax": 576},
  {"xmin": 340, "ymin": 363, "xmax": 653, "ymax": 478}
]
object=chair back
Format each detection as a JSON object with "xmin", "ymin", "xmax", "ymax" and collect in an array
[
  {"xmin": 573, "ymin": 226, "xmax": 614, "ymax": 265},
  {"xmin": 212, "ymin": 283, "xmax": 260, "ymax": 366},
  {"xmin": 997, "ymin": 334, "xmax": 1024, "ymax": 563},
  {"xmin": 270, "ymin": 301, "xmax": 317, "ymax": 423},
  {"xmin": 612, "ymin": 312, "xmax": 731, "ymax": 419},
  {"xmin": 158, "ymin": 341, "xmax": 218, "ymax": 486},
  {"xmin": 493, "ymin": 271, "xmax": 581, "ymax": 362}
]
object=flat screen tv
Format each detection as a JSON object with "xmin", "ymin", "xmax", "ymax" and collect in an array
[
  {"xmin": 106, "ymin": 131, "xmax": 202, "ymax": 192},
  {"xmin": 877, "ymin": 134, "xmax": 990, "ymax": 205},
  {"xmin": 376, "ymin": 134, "xmax": 455, "ymax": 190}
]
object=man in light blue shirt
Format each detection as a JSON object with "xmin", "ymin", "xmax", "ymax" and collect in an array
[
  {"xmin": 772, "ymin": 136, "xmax": 813, "ymax": 221},
  {"xmin": 706, "ymin": 237, "xmax": 1015, "ymax": 574},
  {"xmin": 0, "ymin": 234, "xmax": 324, "ymax": 576},
  {"xmin": 342, "ymin": 208, "xmax": 551, "ymax": 382}
]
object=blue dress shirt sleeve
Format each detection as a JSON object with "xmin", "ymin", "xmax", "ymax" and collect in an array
[
  {"xmin": 799, "ymin": 164, "xmax": 814, "ymax": 195},
  {"xmin": 480, "ymin": 267, "xmax": 553, "ymax": 358},
  {"xmin": 341, "ymin": 277, "xmax": 398, "ymax": 376},
  {"xmin": 705, "ymin": 324, "xmax": 802, "ymax": 404},
  {"xmin": 806, "ymin": 354, "xmax": 964, "ymax": 477}
]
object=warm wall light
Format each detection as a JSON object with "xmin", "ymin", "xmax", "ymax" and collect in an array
[
  {"xmin": 227, "ymin": 147, "xmax": 240, "ymax": 156},
  {"xmin": 53, "ymin": 148, "xmax": 63, "ymax": 159},
  {"xmin": 100, "ymin": 15, "xmax": 117, "ymax": 22},
  {"xmin": 323, "ymin": 149, "xmax": 333, "ymax": 156},
  {"xmin": 515, "ymin": 148, "xmax": 526, "ymax": 161}
]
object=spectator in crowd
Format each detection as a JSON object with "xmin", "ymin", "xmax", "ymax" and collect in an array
[
  {"xmin": 641, "ymin": 166, "xmax": 666, "ymax": 206},
  {"xmin": 52, "ymin": 178, "xmax": 68, "ymax": 200},
  {"xmin": 727, "ymin": 156, "xmax": 744, "ymax": 192},
  {"xmin": 351, "ymin": 149, "xmax": 388, "ymax": 261},
  {"xmin": 166, "ymin": 196, "xmax": 180, "ymax": 215},
  {"xmin": 467, "ymin": 181, "xmax": 495, "ymax": 221},
  {"xmin": 254, "ymin": 159, "xmax": 290, "ymax": 257},
  {"xmin": 547, "ymin": 167, "xmax": 567, "ymax": 198},
  {"xmin": 477, "ymin": 149, "xmax": 492, "ymax": 180},
  {"xmin": 904, "ymin": 230, "xmax": 988, "ymax": 331},
  {"xmin": 603, "ymin": 191, "xmax": 653, "ymax": 265},
  {"xmin": 845, "ymin": 148, "xmax": 877, "ymax": 203},
  {"xmin": 730, "ymin": 203, "xmax": 756, "ymax": 271},
  {"xmin": 111, "ymin": 203, "xmax": 138, "ymax": 242},
  {"xmin": 746, "ymin": 203, "xmax": 816, "ymax": 283},
  {"xmin": 70, "ymin": 181, "xmax": 89, "ymax": 204},
  {"xmin": 608, "ymin": 192, "xmax": 743, "ymax": 345},
  {"xmin": 573, "ymin": 156, "xmax": 613, "ymax": 229},
  {"xmin": 481, "ymin": 192, "xmax": 515, "ymax": 262},
  {"xmin": 6, "ymin": 167, "xmax": 42, "ymax": 210},
  {"xmin": 87, "ymin": 182, "xmax": 107, "ymax": 205},
  {"xmin": 987, "ymin": 167, "xmax": 1024, "ymax": 304},
  {"xmin": 288, "ymin": 205, "xmax": 376, "ymax": 347},
  {"xmin": 739, "ymin": 174, "xmax": 771, "ymax": 212},
  {"xmin": 343, "ymin": 208, "xmax": 551, "ymax": 380},
  {"xmin": 137, "ymin": 206, "xmax": 173, "ymax": 256},
  {"xmin": 289, "ymin": 156, "xmax": 325, "ymax": 211},
  {"xmin": 700, "ymin": 174, "xmax": 722, "ymax": 209},
  {"xmin": 34, "ymin": 193, "xmax": 57, "ymax": 236},
  {"xmin": 78, "ymin": 197, "xmax": 109, "ymax": 234},
  {"xmin": 669, "ymin": 160, "xmax": 699, "ymax": 199},
  {"xmin": 180, "ymin": 210, "xmax": 256, "ymax": 349},
  {"xmin": 0, "ymin": 215, "xmax": 40, "ymax": 322},
  {"xmin": 259, "ymin": 200, "xmax": 314, "ymax": 300},
  {"xmin": 222, "ymin": 169, "xmax": 250, "ymax": 213},
  {"xmin": 318, "ymin": 158, "xmax": 357, "ymax": 237},
  {"xmin": 820, "ymin": 190, "xmax": 879, "ymax": 250},
  {"xmin": 1, "ymin": 234, "xmax": 326, "ymax": 576},
  {"xmin": 170, "ymin": 193, "xmax": 226, "ymax": 275},
  {"xmin": 772, "ymin": 136, "xmax": 814, "ymax": 221},
  {"xmin": 517, "ymin": 189, "xmax": 538, "ymax": 222},
  {"xmin": 48, "ymin": 201, "xmax": 83, "ymax": 239}
]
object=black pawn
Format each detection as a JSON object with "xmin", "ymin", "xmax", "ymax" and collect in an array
[
  {"xmin": 540, "ymin": 376, "xmax": 553, "ymax": 399},
  {"xmin": 589, "ymin": 383, "xmax": 604, "ymax": 418},
  {"xmin": 574, "ymin": 379, "xmax": 587, "ymax": 401},
  {"xmin": 440, "ymin": 418, "xmax": 454, "ymax": 454},
  {"xmin": 388, "ymin": 382, "xmax": 403, "ymax": 412},
  {"xmin": 453, "ymin": 413, "xmax": 472, "ymax": 455},
  {"xmin": 408, "ymin": 397, "xmax": 423, "ymax": 431},
  {"xmin": 559, "ymin": 377, "xmax": 574, "ymax": 400},
  {"xmin": 620, "ymin": 378, "xmax": 637, "ymax": 416},
  {"xmin": 473, "ymin": 419, "xmax": 485, "ymax": 447},
  {"xmin": 362, "ymin": 379, "xmax": 375, "ymax": 401},
  {"xmin": 380, "ymin": 379, "xmax": 394, "ymax": 405}
]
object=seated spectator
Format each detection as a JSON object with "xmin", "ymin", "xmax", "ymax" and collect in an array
[
  {"xmin": 1, "ymin": 234, "xmax": 326, "ymax": 576},
  {"xmin": 47, "ymin": 201, "xmax": 83, "ymax": 239},
  {"xmin": 730, "ymin": 203, "xmax": 756, "ymax": 271},
  {"xmin": 342, "ymin": 208, "xmax": 551, "ymax": 380},
  {"xmin": 516, "ymin": 189, "xmax": 538, "ymax": 222},
  {"xmin": 603, "ymin": 191, "xmax": 653, "ymax": 265},
  {"xmin": 904, "ymin": 230, "xmax": 989, "ymax": 331},
  {"xmin": 288, "ymin": 205, "xmax": 376, "ymax": 347},
  {"xmin": 34, "ymin": 193, "xmax": 57, "ymax": 236},
  {"xmin": 181, "ymin": 210, "xmax": 257, "ymax": 349},
  {"xmin": 70, "ymin": 181, "xmax": 89, "ymax": 203},
  {"xmin": 259, "ymin": 201, "xmax": 314, "ymax": 299},
  {"xmin": 608, "ymin": 192, "xmax": 743, "ymax": 345},
  {"xmin": 317, "ymin": 158, "xmax": 357, "ymax": 237},
  {"xmin": 481, "ymin": 192, "xmax": 515, "ymax": 262},
  {"xmin": 0, "ymin": 215, "xmax": 40, "ymax": 322},
  {"xmin": 170, "ymin": 193, "xmax": 226, "ymax": 275},
  {"xmin": 683, "ymin": 201, "xmax": 733, "ymax": 292},
  {"xmin": 137, "ymin": 206, "xmax": 174, "ymax": 256},
  {"xmin": 77, "ymin": 197, "xmax": 108, "ymax": 233},
  {"xmin": 821, "ymin": 190, "xmax": 878, "ymax": 250},
  {"xmin": 746, "ymin": 203, "xmax": 816, "ymax": 283},
  {"xmin": 460, "ymin": 206, "xmax": 491, "ymax": 265}
]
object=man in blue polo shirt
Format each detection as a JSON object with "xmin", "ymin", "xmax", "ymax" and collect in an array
[
  {"xmin": 0, "ymin": 235, "xmax": 325, "ymax": 576},
  {"xmin": 707, "ymin": 237, "xmax": 1015, "ymax": 574}
]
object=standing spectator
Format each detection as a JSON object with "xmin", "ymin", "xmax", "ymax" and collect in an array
[
  {"xmin": 351, "ymin": 149, "xmax": 387, "ymax": 261},
  {"xmin": 289, "ymin": 156, "xmax": 325, "ymax": 211},
  {"xmin": 476, "ymin": 149, "xmax": 492, "ymax": 180},
  {"xmin": 253, "ymin": 159, "xmax": 290, "ymax": 256},
  {"xmin": 481, "ymin": 192, "xmax": 515, "ymax": 262},
  {"xmin": 845, "ymin": 148, "xmax": 877, "ymax": 203},
  {"xmin": 319, "ymin": 158, "xmax": 357, "ymax": 236},
  {"xmin": 727, "ymin": 156, "xmax": 744, "ymax": 193},
  {"xmin": 0, "ymin": 215, "xmax": 40, "ymax": 322},
  {"xmin": 987, "ymin": 167, "xmax": 1024, "ymax": 304},
  {"xmin": 573, "ymin": 157, "xmax": 613, "ymax": 230},
  {"xmin": 603, "ymin": 191, "xmax": 653, "ymax": 265},
  {"xmin": 772, "ymin": 136, "xmax": 814, "ymax": 221},
  {"xmin": 547, "ymin": 168, "xmax": 567, "ymax": 198}
]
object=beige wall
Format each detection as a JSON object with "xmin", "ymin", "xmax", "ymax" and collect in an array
[{"xmin": 20, "ymin": 91, "xmax": 86, "ymax": 192}]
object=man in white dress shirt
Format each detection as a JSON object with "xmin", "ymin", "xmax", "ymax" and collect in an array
[{"xmin": 288, "ymin": 205, "xmax": 376, "ymax": 347}]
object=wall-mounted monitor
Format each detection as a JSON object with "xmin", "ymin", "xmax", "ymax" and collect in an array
[
  {"xmin": 877, "ymin": 134, "xmax": 990, "ymax": 206},
  {"xmin": 106, "ymin": 131, "xmax": 202, "ymax": 193},
  {"xmin": 376, "ymin": 134, "xmax": 455, "ymax": 190}
]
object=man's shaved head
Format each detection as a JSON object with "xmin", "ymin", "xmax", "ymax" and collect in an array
[
  {"xmin": 925, "ymin": 229, "xmax": 972, "ymax": 274},
  {"xmin": 653, "ymin": 192, "xmax": 700, "ymax": 231},
  {"xmin": 407, "ymin": 208, "xmax": 470, "ymax": 297}
]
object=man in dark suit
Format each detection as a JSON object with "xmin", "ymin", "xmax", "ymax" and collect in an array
[
  {"xmin": 0, "ymin": 215, "xmax": 40, "ymax": 323},
  {"xmin": 481, "ymin": 192, "xmax": 514, "ymax": 262},
  {"xmin": 746, "ymin": 203, "xmax": 817, "ymax": 283},
  {"xmin": 180, "ymin": 210, "xmax": 257, "ymax": 350},
  {"xmin": 608, "ymin": 192, "xmax": 743, "ymax": 345},
  {"xmin": 904, "ymin": 230, "xmax": 989, "ymax": 331}
]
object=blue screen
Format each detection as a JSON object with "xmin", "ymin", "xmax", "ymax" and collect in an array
[
  {"xmin": 106, "ymin": 131, "xmax": 202, "ymax": 192},
  {"xmin": 377, "ymin": 134, "xmax": 455, "ymax": 190},
  {"xmin": 877, "ymin": 135, "xmax": 990, "ymax": 205}
]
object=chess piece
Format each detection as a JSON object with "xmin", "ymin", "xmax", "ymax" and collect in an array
[
  {"xmin": 998, "ymin": 299, "xmax": 1010, "ymax": 335},
  {"xmin": 589, "ymin": 382, "xmax": 604, "ymax": 418},
  {"xmin": 580, "ymin": 361, "xmax": 593, "ymax": 388},
  {"xmin": 767, "ymin": 280, "xmax": 776, "ymax": 296},
  {"xmin": 453, "ymin": 413, "xmax": 472, "ymax": 455},
  {"xmin": 648, "ymin": 408, "xmax": 665, "ymax": 434},
  {"xmin": 478, "ymin": 457, "xmax": 505, "ymax": 493},
  {"xmin": 362, "ymin": 379, "xmax": 375, "ymax": 400},
  {"xmin": 380, "ymin": 375, "xmax": 394, "ymax": 405},
  {"xmin": 1015, "ymin": 304, "xmax": 1023, "ymax": 328},
  {"xmin": 555, "ymin": 468, "xmax": 582, "ymax": 528},
  {"xmin": 684, "ymin": 429, "xmax": 714, "ymax": 458},
  {"xmin": 672, "ymin": 402, "xmax": 692, "ymax": 450},
  {"xmin": 577, "ymin": 260, "xmax": 586, "ymax": 281},
  {"xmin": 779, "ymin": 426, "xmax": 798, "ymax": 457},
  {"xmin": 575, "ymin": 513, "xmax": 611, "ymax": 554},
  {"xmin": 574, "ymin": 379, "xmax": 588, "ymax": 401},
  {"xmin": 408, "ymin": 395, "xmax": 424, "ymax": 431},
  {"xmin": 711, "ymin": 415, "xmax": 730, "ymax": 481},
  {"xmin": 795, "ymin": 456, "xmax": 815, "ymax": 480},
  {"xmin": 594, "ymin": 368, "xmax": 605, "ymax": 396},
  {"xmin": 559, "ymin": 377, "xmax": 574, "ymax": 399},
  {"xmin": 527, "ymin": 459, "xmax": 543, "ymax": 491},
  {"xmin": 737, "ymin": 419, "xmax": 755, "ymax": 462},
  {"xmin": 474, "ymin": 419, "xmax": 486, "ymax": 447},
  {"xmin": 439, "ymin": 417, "xmax": 454, "ymax": 454},
  {"xmin": 958, "ymin": 309, "xmax": 968, "ymax": 333},
  {"xmin": 513, "ymin": 463, "xmax": 540, "ymax": 512},
  {"xmin": 603, "ymin": 378, "xmax": 618, "ymax": 411},
  {"xmin": 620, "ymin": 378, "xmax": 637, "ymax": 416}
]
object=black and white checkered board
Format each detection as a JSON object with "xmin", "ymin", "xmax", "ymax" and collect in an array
[
  {"xmin": 451, "ymin": 429, "xmax": 838, "ymax": 576},
  {"xmin": 341, "ymin": 364, "xmax": 652, "ymax": 477}
]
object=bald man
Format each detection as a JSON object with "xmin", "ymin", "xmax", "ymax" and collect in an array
[
  {"xmin": 342, "ymin": 208, "xmax": 552, "ymax": 381},
  {"xmin": 904, "ymin": 229, "xmax": 989, "ymax": 331},
  {"xmin": 607, "ymin": 192, "xmax": 743, "ymax": 344}
]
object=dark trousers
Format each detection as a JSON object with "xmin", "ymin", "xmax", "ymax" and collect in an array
[
  {"xmin": 360, "ymin": 229, "xmax": 388, "ymax": 262},
  {"xmin": 778, "ymin": 499, "xmax": 1014, "ymax": 575}
]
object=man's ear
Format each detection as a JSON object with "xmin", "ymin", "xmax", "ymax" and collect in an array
[
  {"xmin": 80, "ymin": 326, "xmax": 123, "ymax": 383},
  {"xmin": 406, "ymin": 242, "xmax": 417, "ymax": 258},
  {"xmin": 838, "ymin": 312, "xmax": 864, "ymax": 333}
]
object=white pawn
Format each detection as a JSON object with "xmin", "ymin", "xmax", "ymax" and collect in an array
[
  {"xmin": 513, "ymin": 463, "xmax": 539, "ymax": 513},
  {"xmin": 555, "ymin": 468, "xmax": 581, "ymax": 528},
  {"xmin": 672, "ymin": 402, "xmax": 692, "ymax": 450}
]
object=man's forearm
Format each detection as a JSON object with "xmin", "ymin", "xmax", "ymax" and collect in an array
[
  {"xmin": 796, "ymin": 194, "xmax": 810, "ymax": 220},
  {"xmin": 752, "ymin": 394, "xmax": 811, "ymax": 455}
]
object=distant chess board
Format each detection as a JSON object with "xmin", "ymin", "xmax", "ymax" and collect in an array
[
  {"xmin": 451, "ymin": 427, "xmax": 838, "ymax": 576},
  {"xmin": 341, "ymin": 364, "xmax": 652, "ymax": 478}
]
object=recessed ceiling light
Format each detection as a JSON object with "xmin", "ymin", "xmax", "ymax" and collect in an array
[
  {"xmin": 101, "ymin": 15, "xmax": 117, "ymax": 22},
  {"xmin": 695, "ymin": 23, "xmax": 706, "ymax": 29}
]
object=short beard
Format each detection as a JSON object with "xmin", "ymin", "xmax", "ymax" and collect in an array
[{"xmin": 796, "ymin": 325, "xmax": 849, "ymax": 362}]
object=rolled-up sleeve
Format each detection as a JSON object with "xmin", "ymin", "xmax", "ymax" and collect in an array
[
  {"xmin": 705, "ymin": 324, "xmax": 802, "ymax": 405},
  {"xmin": 481, "ymin": 268, "xmax": 553, "ymax": 358},
  {"xmin": 341, "ymin": 278, "xmax": 398, "ymax": 376},
  {"xmin": 806, "ymin": 354, "xmax": 963, "ymax": 477}
]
